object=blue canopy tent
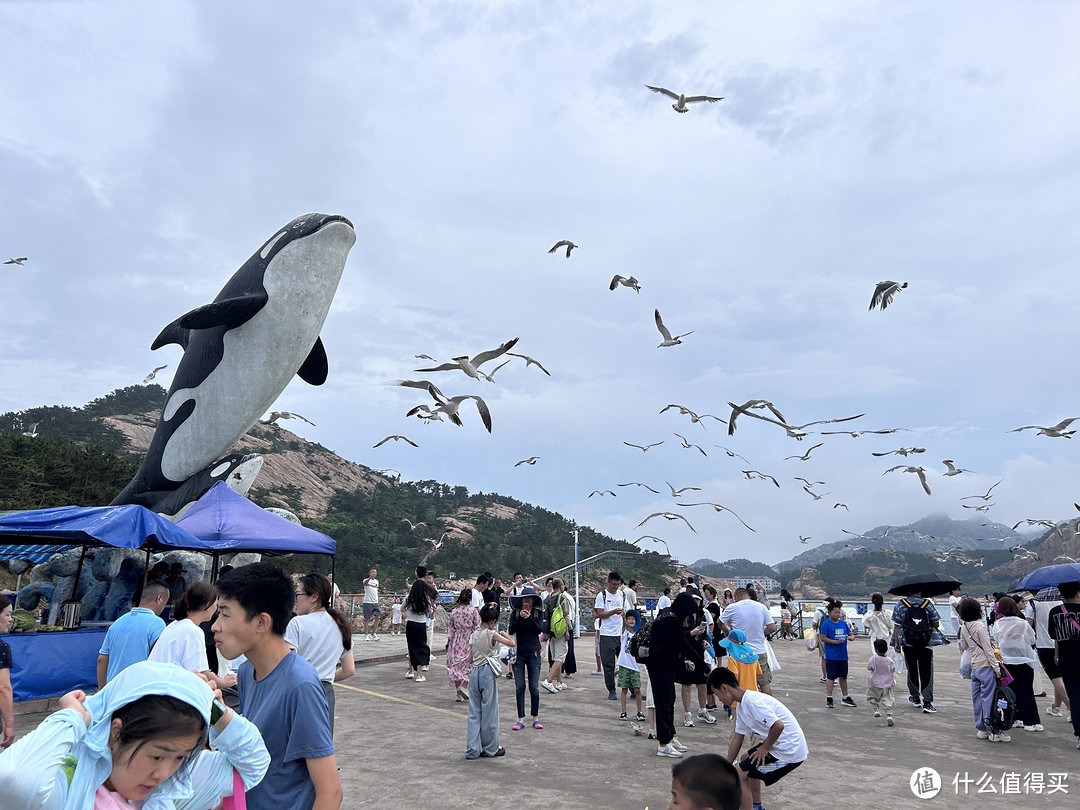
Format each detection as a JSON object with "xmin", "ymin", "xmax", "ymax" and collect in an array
[{"xmin": 175, "ymin": 481, "xmax": 335, "ymax": 555}]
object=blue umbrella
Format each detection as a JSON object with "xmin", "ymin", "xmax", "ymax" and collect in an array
[{"xmin": 1015, "ymin": 563, "xmax": 1080, "ymax": 591}]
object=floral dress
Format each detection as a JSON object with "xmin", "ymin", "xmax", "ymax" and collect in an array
[{"xmin": 446, "ymin": 604, "xmax": 481, "ymax": 686}]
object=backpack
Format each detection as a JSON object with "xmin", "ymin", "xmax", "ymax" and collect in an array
[
  {"xmin": 546, "ymin": 594, "xmax": 569, "ymax": 639},
  {"xmin": 629, "ymin": 618, "xmax": 654, "ymax": 664},
  {"xmin": 986, "ymin": 684, "xmax": 1017, "ymax": 732},
  {"xmin": 901, "ymin": 598, "xmax": 933, "ymax": 647}
]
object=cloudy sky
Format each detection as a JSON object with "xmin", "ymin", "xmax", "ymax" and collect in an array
[{"xmin": 3, "ymin": 1, "xmax": 1079, "ymax": 567}]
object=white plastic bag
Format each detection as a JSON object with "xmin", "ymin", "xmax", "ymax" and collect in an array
[{"xmin": 765, "ymin": 639, "xmax": 781, "ymax": 673}]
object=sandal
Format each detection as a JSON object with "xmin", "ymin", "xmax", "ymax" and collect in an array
[
  {"xmin": 533, "ymin": 720, "xmax": 543, "ymax": 729},
  {"xmin": 512, "ymin": 722, "xmax": 525, "ymax": 731}
]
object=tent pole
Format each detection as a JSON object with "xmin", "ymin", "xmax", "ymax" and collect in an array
[{"xmin": 74, "ymin": 545, "xmax": 89, "ymax": 600}]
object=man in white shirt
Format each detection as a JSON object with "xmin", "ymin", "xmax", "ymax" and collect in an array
[
  {"xmin": 708, "ymin": 667, "xmax": 808, "ymax": 810},
  {"xmin": 657, "ymin": 587, "xmax": 672, "ymax": 614},
  {"xmin": 471, "ymin": 574, "xmax": 489, "ymax": 609},
  {"xmin": 362, "ymin": 569, "xmax": 381, "ymax": 641},
  {"xmin": 623, "ymin": 580, "xmax": 639, "ymax": 611},
  {"xmin": 594, "ymin": 571, "xmax": 626, "ymax": 701},
  {"xmin": 947, "ymin": 587, "xmax": 962, "ymax": 638},
  {"xmin": 721, "ymin": 588, "xmax": 778, "ymax": 694}
]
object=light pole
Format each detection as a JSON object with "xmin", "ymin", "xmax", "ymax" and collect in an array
[{"xmin": 573, "ymin": 527, "xmax": 580, "ymax": 638}]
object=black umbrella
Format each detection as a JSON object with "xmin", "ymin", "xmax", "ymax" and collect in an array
[{"xmin": 888, "ymin": 572, "xmax": 962, "ymax": 599}]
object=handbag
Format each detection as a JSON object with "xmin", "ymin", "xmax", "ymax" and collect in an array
[
  {"xmin": 483, "ymin": 654, "xmax": 503, "ymax": 677},
  {"xmin": 999, "ymin": 664, "xmax": 1014, "ymax": 687},
  {"xmin": 222, "ymin": 768, "xmax": 246, "ymax": 810}
]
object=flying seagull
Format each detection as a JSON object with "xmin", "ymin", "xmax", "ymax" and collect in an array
[
  {"xmin": 784, "ymin": 442, "xmax": 824, "ymax": 462},
  {"xmin": 883, "ymin": 465, "xmax": 932, "ymax": 495},
  {"xmin": 1012, "ymin": 518, "xmax": 1056, "ymax": 530},
  {"xmin": 868, "ymin": 280, "xmax": 908, "ymax": 311},
  {"xmin": 673, "ymin": 432, "xmax": 707, "ymax": 456},
  {"xmin": 794, "ymin": 477, "xmax": 825, "ymax": 489},
  {"xmin": 644, "ymin": 85, "xmax": 723, "ymax": 113},
  {"xmin": 871, "ymin": 447, "xmax": 926, "ymax": 457},
  {"xmin": 623, "ymin": 440, "xmax": 664, "ymax": 452},
  {"xmin": 676, "ymin": 502, "xmax": 755, "ymax": 532},
  {"xmin": 636, "ymin": 511, "xmax": 697, "ymax": 533},
  {"xmin": 961, "ymin": 503, "xmax": 994, "ymax": 512},
  {"xmin": 661, "ymin": 404, "xmax": 725, "ymax": 428},
  {"xmin": 406, "ymin": 383, "xmax": 493, "ymax": 432},
  {"xmin": 414, "ymin": 353, "xmax": 435, "ymax": 361},
  {"xmin": 618, "ymin": 481, "xmax": 661, "ymax": 494},
  {"xmin": 727, "ymin": 401, "xmax": 864, "ymax": 440},
  {"xmin": 373, "ymin": 435, "xmax": 419, "ymax": 448},
  {"xmin": 1009, "ymin": 417, "xmax": 1079, "ymax": 438},
  {"xmin": 961, "ymin": 481, "xmax": 1002, "ymax": 501},
  {"xmin": 514, "ymin": 456, "xmax": 540, "ymax": 467},
  {"xmin": 941, "ymin": 459, "xmax": 975, "ymax": 476},
  {"xmin": 726, "ymin": 400, "xmax": 787, "ymax": 435},
  {"xmin": 21, "ymin": 422, "xmax": 39, "ymax": 438},
  {"xmin": 821, "ymin": 428, "xmax": 907, "ymax": 438},
  {"xmin": 548, "ymin": 240, "xmax": 578, "ymax": 258},
  {"xmin": 636, "ymin": 535, "xmax": 672, "ymax": 555},
  {"xmin": 4, "ymin": 257, "xmax": 27, "ymax": 265},
  {"xmin": 142, "ymin": 364, "xmax": 168, "ymax": 383},
  {"xmin": 413, "ymin": 337, "xmax": 520, "ymax": 382},
  {"xmin": 505, "ymin": 352, "xmax": 551, "ymax": 376},
  {"xmin": 260, "ymin": 411, "xmax": 316, "ymax": 427},
  {"xmin": 609, "ymin": 274, "xmax": 641, "ymax": 293},
  {"xmin": 799, "ymin": 536, "xmax": 811, "ymax": 544},
  {"xmin": 654, "ymin": 309, "xmax": 693, "ymax": 347},
  {"xmin": 802, "ymin": 487, "xmax": 830, "ymax": 501},
  {"xmin": 666, "ymin": 481, "xmax": 702, "ymax": 498},
  {"xmin": 833, "ymin": 503, "xmax": 849, "ymax": 510},
  {"xmin": 714, "ymin": 446, "xmax": 749, "ymax": 463},
  {"xmin": 588, "ymin": 490, "xmax": 615, "ymax": 498},
  {"xmin": 742, "ymin": 469, "xmax": 779, "ymax": 487},
  {"xmin": 399, "ymin": 518, "xmax": 427, "ymax": 531}
]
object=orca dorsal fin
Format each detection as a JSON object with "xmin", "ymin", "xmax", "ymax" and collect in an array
[
  {"xmin": 297, "ymin": 336, "xmax": 328, "ymax": 385},
  {"xmin": 177, "ymin": 294, "xmax": 268, "ymax": 331},
  {"xmin": 151, "ymin": 318, "xmax": 192, "ymax": 351}
]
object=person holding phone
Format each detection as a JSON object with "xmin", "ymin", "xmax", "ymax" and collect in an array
[{"xmin": 594, "ymin": 571, "xmax": 626, "ymax": 700}]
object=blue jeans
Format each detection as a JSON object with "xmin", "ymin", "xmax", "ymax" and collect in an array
[
  {"xmin": 513, "ymin": 648, "xmax": 541, "ymax": 719},
  {"xmin": 466, "ymin": 664, "xmax": 500, "ymax": 758}
]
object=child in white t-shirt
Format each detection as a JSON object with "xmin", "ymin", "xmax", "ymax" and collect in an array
[
  {"xmin": 616, "ymin": 609, "xmax": 645, "ymax": 722},
  {"xmin": 391, "ymin": 598, "xmax": 403, "ymax": 635}
]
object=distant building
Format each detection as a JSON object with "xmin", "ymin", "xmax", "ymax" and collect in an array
[{"xmin": 733, "ymin": 576, "xmax": 780, "ymax": 592}]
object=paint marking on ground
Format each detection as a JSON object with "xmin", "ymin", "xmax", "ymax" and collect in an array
[{"xmin": 334, "ymin": 681, "xmax": 467, "ymax": 719}]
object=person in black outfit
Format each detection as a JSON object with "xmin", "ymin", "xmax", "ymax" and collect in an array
[
  {"xmin": 508, "ymin": 586, "xmax": 546, "ymax": 729},
  {"xmin": 647, "ymin": 592, "xmax": 707, "ymax": 757}
]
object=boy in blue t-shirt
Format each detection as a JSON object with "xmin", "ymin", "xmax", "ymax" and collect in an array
[
  {"xmin": 214, "ymin": 563, "xmax": 342, "ymax": 810},
  {"xmin": 819, "ymin": 602, "xmax": 857, "ymax": 708}
]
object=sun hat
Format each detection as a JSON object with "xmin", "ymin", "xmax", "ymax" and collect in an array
[
  {"xmin": 719, "ymin": 628, "xmax": 758, "ymax": 664},
  {"xmin": 509, "ymin": 586, "xmax": 543, "ymax": 610}
]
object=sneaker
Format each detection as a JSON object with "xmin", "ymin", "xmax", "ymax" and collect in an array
[
  {"xmin": 907, "ymin": 696, "xmax": 922, "ymax": 707},
  {"xmin": 555, "ymin": 682, "xmax": 567, "ymax": 691},
  {"xmin": 1024, "ymin": 724, "xmax": 1045, "ymax": 732},
  {"xmin": 819, "ymin": 676, "xmax": 827, "ymax": 683},
  {"xmin": 636, "ymin": 712, "xmax": 647, "ymax": 722},
  {"xmin": 422, "ymin": 666, "xmax": 429, "ymax": 671},
  {"xmin": 364, "ymin": 634, "xmax": 371, "ymax": 641},
  {"xmin": 542, "ymin": 680, "xmax": 558, "ymax": 694},
  {"xmin": 590, "ymin": 670, "xmax": 602, "ymax": 676},
  {"xmin": 647, "ymin": 730, "xmax": 657, "ymax": 740},
  {"xmin": 841, "ymin": 696, "xmax": 857, "ymax": 708},
  {"xmin": 683, "ymin": 712, "xmax": 695, "ymax": 727},
  {"xmin": 886, "ymin": 715, "xmax": 894, "ymax": 727},
  {"xmin": 1048, "ymin": 705, "xmax": 1063, "ymax": 717},
  {"xmin": 405, "ymin": 670, "xmax": 414, "ymax": 679},
  {"xmin": 826, "ymin": 697, "xmax": 835, "ymax": 708},
  {"xmin": 873, "ymin": 710, "xmax": 881, "ymax": 718},
  {"xmin": 414, "ymin": 675, "xmax": 426, "ymax": 682},
  {"xmin": 697, "ymin": 708, "xmax": 717, "ymax": 724},
  {"xmin": 481, "ymin": 747, "xmax": 506, "ymax": 758},
  {"xmin": 608, "ymin": 691, "xmax": 618, "ymax": 701},
  {"xmin": 1076, "ymin": 737, "xmax": 1080, "ymax": 750},
  {"xmin": 620, "ymin": 712, "xmax": 629, "ymax": 721},
  {"xmin": 976, "ymin": 730, "xmax": 990, "ymax": 739},
  {"xmin": 988, "ymin": 731, "xmax": 1011, "ymax": 742},
  {"xmin": 1013, "ymin": 720, "xmax": 1025, "ymax": 728},
  {"xmin": 671, "ymin": 737, "xmax": 688, "ymax": 752},
  {"xmin": 656, "ymin": 743, "xmax": 683, "ymax": 758},
  {"xmin": 922, "ymin": 703, "xmax": 937, "ymax": 714},
  {"xmin": 372, "ymin": 634, "xmax": 380, "ymax": 641}
]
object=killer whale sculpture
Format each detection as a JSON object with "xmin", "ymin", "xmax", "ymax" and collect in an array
[{"xmin": 112, "ymin": 212, "xmax": 356, "ymax": 513}]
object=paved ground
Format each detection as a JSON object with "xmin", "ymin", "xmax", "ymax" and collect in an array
[{"xmin": 12, "ymin": 632, "xmax": 1080, "ymax": 808}]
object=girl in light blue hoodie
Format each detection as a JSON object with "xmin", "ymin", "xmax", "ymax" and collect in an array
[{"xmin": 0, "ymin": 660, "xmax": 269, "ymax": 810}]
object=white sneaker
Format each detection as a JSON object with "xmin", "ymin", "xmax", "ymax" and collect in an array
[
  {"xmin": 541, "ymin": 680, "xmax": 558, "ymax": 694},
  {"xmin": 683, "ymin": 712, "xmax": 695, "ymax": 728},
  {"xmin": 697, "ymin": 709, "xmax": 717, "ymax": 725},
  {"xmin": 656, "ymin": 744, "xmax": 683, "ymax": 758},
  {"xmin": 886, "ymin": 715, "xmax": 894, "ymax": 727},
  {"xmin": 1047, "ymin": 705, "xmax": 1063, "ymax": 717},
  {"xmin": 670, "ymin": 737, "xmax": 688, "ymax": 752},
  {"xmin": 1024, "ymin": 724, "xmax": 1045, "ymax": 732},
  {"xmin": 372, "ymin": 634, "xmax": 380, "ymax": 641},
  {"xmin": 976, "ymin": 730, "xmax": 990, "ymax": 739},
  {"xmin": 365, "ymin": 634, "xmax": 372, "ymax": 641},
  {"xmin": 415, "ymin": 675, "xmax": 426, "ymax": 683},
  {"xmin": 555, "ymin": 682, "xmax": 567, "ymax": 691},
  {"xmin": 988, "ymin": 731, "xmax": 1011, "ymax": 742}
]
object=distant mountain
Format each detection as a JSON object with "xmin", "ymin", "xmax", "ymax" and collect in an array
[
  {"xmin": 688, "ymin": 558, "xmax": 780, "ymax": 579},
  {"xmin": 775, "ymin": 513, "xmax": 1025, "ymax": 570}
]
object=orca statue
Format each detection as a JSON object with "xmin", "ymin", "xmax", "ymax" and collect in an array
[{"xmin": 112, "ymin": 212, "xmax": 356, "ymax": 513}]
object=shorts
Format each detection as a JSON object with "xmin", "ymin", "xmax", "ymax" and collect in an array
[
  {"xmin": 1038, "ymin": 647, "xmax": 1062, "ymax": 680},
  {"xmin": 738, "ymin": 743, "xmax": 804, "ymax": 785},
  {"xmin": 363, "ymin": 603, "xmax": 381, "ymax": 620},
  {"xmin": 825, "ymin": 659, "xmax": 849, "ymax": 681},
  {"xmin": 617, "ymin": 668, "xmax": 642, "ymax": 690},
  {"xmin": 757, "ymin": 654, "xmax": 773, "ymax": 687},
  {"xmin": 549, "ymin": 636, "xmax": 568, "ymax": 663}
]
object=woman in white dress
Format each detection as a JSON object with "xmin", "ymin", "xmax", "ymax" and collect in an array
[
  {"xmin": 149, "ymin": 582, "xmax": 236, "ymax": 691},
  {"xmin": 285, "ymin": 572, "xmax": 355, "ymax": 734}
]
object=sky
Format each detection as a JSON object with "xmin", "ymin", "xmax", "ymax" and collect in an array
[{"xmin": 3, "ymin": 1, "xmax": 1080, "ymax": 568}]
